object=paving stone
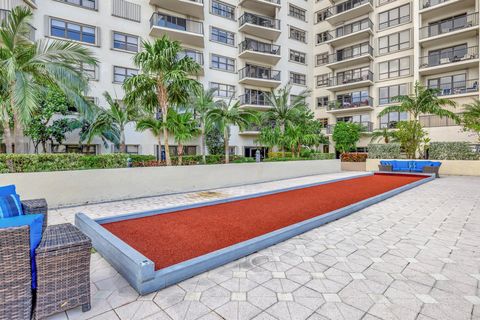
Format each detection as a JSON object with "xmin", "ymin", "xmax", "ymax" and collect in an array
[{"xmin": 215, "ymin": 301, "xmax": 262, "ymax": 320}]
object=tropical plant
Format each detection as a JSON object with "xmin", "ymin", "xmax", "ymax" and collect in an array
[
  {"xmin": 166, "ymin": 110, "xmax": 200, "ymax": 165},
  {"xmin": 369, "ymin": 128, "xmax": 398, "ymax": 144},
  {"xmin": 395, "ymin": 121, "xmax": 427, "ymax": 159},
  {"xmin": 257, "ymin": 126, "xmax": 283, "ymax": 152},
  {"xmin": 207, "ymin": 99, "xmax": 257, "ymax": 164},
  {"xmin": 123, "ymin": 35, "xmax": 201, "ymax": 165},
  {"xmin": 190, "ymin": 88, "xmax": 217, "ymax": 163},
  {"xmin": 332, "ymin": 122, "xmax": 362, "ymax": 154},
  {"xmin": 136, "ymin": 117, "xmax": 164, "ymax": 159},
  {"xmin": 0, "ymin": 7, "xmax": 97, "ymax": 153},
  {"xmin": 462, "ymin": 99, "xmax": 480, "ymax": 142},
  {"xmin": 77, "ymin": 106, "xmax": 120, "ymax": 148},
  {"xmin": 205, "ymin": 125, "xmax": 224, "ymax": 155}
]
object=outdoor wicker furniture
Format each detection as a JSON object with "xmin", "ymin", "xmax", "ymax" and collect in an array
[
  {"xmin": 34, "ymin": 223, "xmax": 92, "ymax": 320},
  {"xmin": 22, "ymin": 198, "xmax": 48, "ymax": 232},
  {"xmin": 379, "ymin": 160, "xmax": 441, "ymax": 178}
]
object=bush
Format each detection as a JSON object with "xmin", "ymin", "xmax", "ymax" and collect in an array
[
  {"xmin": 268, "ymin": 151, "xmax": 293, "ymax": 158},
  {"xmin": 309, "ymin": 153, "xmax": 335, "ymax": 160},
  {"xmin": 429, "ymin": 142, "xmax": 480, "ymax": 160},
  {"xmin": 368, "ymin": 143, "xmax": 401, "ymax": 159},
  {"xmin": 340, "ymin": 153, "xmax": 368, "ymax": 162}
]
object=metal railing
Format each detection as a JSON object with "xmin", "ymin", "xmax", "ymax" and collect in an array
[
  {"xmin": 327, "ymin": 70, "xmax": 373, "ymax": 87},
  {"xmin": 178, "ymin": 49, "xmax": 204, "ymax": 65},
  {"xmin": 327, "ymin": 43, "xmax": 373, "ymax": 64},
  {"xmin": 239, "ymin": 12, "xmax": 280, "ymax": 30},
  {"xmin": 327, "ymin": 121, "xmax": 374, "ymax": 134},
  {"xmin": 420, "ymin": 0, "xmax": 451, "ymax": 10},
  {"xmin": 239, "ymin": 39, "xmax": 281, "ymax": 55},
  {"xmin": 239, "ymin": 66, "xmax": 281, "ymax": 81},
  {"xmin": 150, "ymin": 12, "xmax": 204, "ymax": 35},
  {"xmin": 419, "ymin": 46, "xmax": 479, "ymax": 69},
  {"xmin": 327, "ymin": 96, "xmax": 373, "ymax": 111},
  {"xmin": 317, "ymin": 0, "xmax": 372, "ymax": 19},
  {"xmin": 317, "ymin": 18, "xmax": 372, "ymax": 44},
  {"xmin": 428, "ymin": 79, "xmax": 479, "ymax": 96},
  {"xmin": 420, "ymin": 13, "xmax": 478, "ymax": 39},
  {"xmin": 239, "ymin": 92, "xmax": 272, "ymax": 107}
]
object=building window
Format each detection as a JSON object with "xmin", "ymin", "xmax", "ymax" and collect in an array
[
  {"xmin": 289, "ymin": 4, "xmax": 306, "ymax": 21},
  {"xmin": 290, "ymin": 72, "xmax": 306, "ymax": 85},
  {"xmin": 378, "ymin": 29, "xmax": 410, "ymax": 55},
  {"xmin": 419, "ymin": 114, "xmax": 459, "ymax": 127},
  {"xmin": 316, "ymin": 74, "xmax": 329, "ymax": 87},
  {"xmin": 211, "ymin": 0, "xmax": 235, "ymax": 20},
  {"xmin": 379, "ymin": 84, "xmax": 408, "ymax": 105},
  {"xmin": 378, "ymin": 4, "xmax": 410, "ymax": 30},
  {"xmin": 50, "ymin": 18, "xmax": 96, "ymax": 44},
  {"xmin": 211, "ymin": 54, "xmax": 235, "ymax": 72},
  {"xmin": 210, "ymin": 82, "xmax": 235, "ymax": 98},
  {"xmin": 289, "ymin": 50, "xmax": 306, "ymax": 64},
  {"xmin": 335, "ymin": 91, "xmax": 370, "ymax": 107},
  {"xmin": 289, "ymin": 26, "xmax": 306, "ymax": 43},
  {"xmin": 58, "ymin": 0, "xmax": 97, "ymax": 10},
  {"xmin": 427, "ymin": 44, "xmax": 468, "ymax": 67},
  {"xmin": 316, "ymin": 96, "xmax": 329, "ymax": 108},
  {"xmin": 378, "ymin": 57, "xmax": 410, "ymax": 80},
  {"xmin": 114, "ymin": 144, "xmax": 140, "ymax": 154},
  {"xmin": 52, "ymin": 144, "xmax": 97, "ymax": 154},
  {"xmin": 318, "ymin": 118, "xmax": 328, "ymax": 127},
  {"xmin": 78, "ymin": 62, "xmax": 97, "ymax": 80},
  {"xmin": 210, "ymin": 27, "xmax": 235, "ymax": 46},
  {"xmin": 380, "ymin": 112, "xmax": 408, "ymax": 128},
  {"xmin": 315, "ymin": 9, "xmax": 329, "ymax": 23},
  {"xmin": 113, "ymin": 66, "xmax": 138, "ymax": 83},
  {"xmin": 316, "ymin": 52, "xmax": 328, "ymax": 66},
  {"xmin": 112, "ymin": 32, "xmax": 139, "ymax": 52},
  {"xmin": 290, "ymin": 94, "xmax": 306, "ymax": 105}
]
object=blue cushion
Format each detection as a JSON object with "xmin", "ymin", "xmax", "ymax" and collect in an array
[
  {"xmin": 0, "ymin": 194, "xmax": 23, "ymax": 218},
  {"xmin": 414, "ymin": 161, "xmax": 431, "ymax": 171},
  {"xmin": 394, "ymin": 161, "xmax": 410, "ymax": 170},
  {"xmin": 0, "ymin": 185, "xmax": 16, "ymax": 196},
  {"xmin": 0, "ymin": 214, "xmax": 44, "ymax": 288},
  {"xmin": 429, "ymin": 161, "xmax": 442, "ymax": 167}
]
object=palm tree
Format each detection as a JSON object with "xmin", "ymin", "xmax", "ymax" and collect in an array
[
  {"xmin": 77, "ymin": 106, "xmax": 120, "ymax": 148},
  {"xmin": 167, "ymin": 110, "xmax": 200, "ymax": 165},
  {"xmin": 263, "ymin": 86, "xmax": 310, "ymax": 156},
  {"xmin": 369, "ymin": 128, "xmax": 398, "ymax": 144},
  {"xmin": 462, "ymin": 99, "xmax": 480, "ymax": 142},
  {"xmin": 123, "ymin": 35, "xmax": 201, "ymax": 165},
  {"xmin": 207, "ymin": 99, "xmax": 257, "ymax": 164},
  {"xmin": 190, "ymin": 88, "xmax": 217, "ymax": 164},
  {"xmin": 0, "ymin": 7, "xmax": 97, "ymax": 153},
  {"xmin": 136, "ymin": 117, "xmax": 164, "ymax": 160}
]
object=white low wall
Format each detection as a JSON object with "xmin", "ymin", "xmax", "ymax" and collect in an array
[
  {"xmin": 0, "ymin": 160, "xmax": 341, "ymax": 208},
  {"xmin": 366, "ymin": 159, "xmax": 480, "ymax": 176}
]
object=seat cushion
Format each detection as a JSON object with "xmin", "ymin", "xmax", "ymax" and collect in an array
[
  {"xmin": 413, "ymin": 161, "xmax": 431, "ymax": 171},
  {"xmin": 0, "ymin": 214, "xmax": 44, "ymax": 288},
  {"xmin": 393, "ymin": 161, "xmax": 410, "ymax": 170},
  {"xmin": 0, "ymin": 185, "xmax": 16, "ymax": 196},
  {"xmin": 0, "ymin": 194, "xmax": 24, "ymax": 218}
]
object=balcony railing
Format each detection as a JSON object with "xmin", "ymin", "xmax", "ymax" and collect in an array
[
  {"xmin": 241, "ymin": 124, "xmax": 262, "ymax": 132},
  {"xmin": 317, "ymin": 0, "xmax": 372, "ymax": 19},
  {"xmin": 420, "ymin": 0, "xmax": 452, "ymax": 10},
  {"xmin": 0, "ymin": 9, "xmax": 8, "ymax": 22},
  {"xmin": 178, "ymin": 49, "xmax": 203, "ymax": 65},
  {"xmin": 327, "ymin": 121, "xmax": 374, "ymax": 134},
  {"xmin": 239, "ymin": 12, "xmax": 280, "ymax": 30},
  {"xmin": 420, "ymin": 13, "xmax": 478, "ymax": 39},
  {"xmin": 239, "ymin": 39, "xmax": 281, "ymax": 55},
  {"xmin": 239, "ymin": 92, "xmax": 272, "ymax": 107},
  {"xmin": 328, "ymin": 70, "xmax": 373, "ymax": 87},
  {"xmin": 150, "ymin": 12, "xmax": 203, "ymax": 35},
  {"xmin": 317, "ymin": 18, "xmax": 372, "ymax": 44},
  {"xmin": 428, "ymin": 79, "xmax": 479, "ymax": 96},
  {"xmin": 419, "ymin": 46, "xmax": 479, "ymax": 69},
  {"xmin": 239, "ymin": 66, "xmax": 281, "ymax": 81},
  {"xmin": 327, "ymin": 43, "xmax": 373, "ymax": 64},
  {"xmin": 327, "ymin": 96, "xmax": 373, "ymax": 111}
]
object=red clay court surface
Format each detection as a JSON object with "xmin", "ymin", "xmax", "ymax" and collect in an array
[{"xmin": 104, "ymin": 173, "xmax": 426, "ymax": 270}]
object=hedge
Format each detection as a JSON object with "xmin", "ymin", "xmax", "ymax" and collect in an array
[
  {"xmin": 263, "ymin": 153, "xmax": 335, "ymax": 162},
  {"xmin": 429, "ymin": 142, "xmax": 480, "ymax": 160},
  {"xmin": 132, "ymin": 155, "xmax": 255, "ymax": 167},
  {"xmin": 340, "ymin": 153, "xmax": 367, "ymax": 162},
  {"xmin": 368, "ymin": 143, "xmax": 401, "ymax": 159}
]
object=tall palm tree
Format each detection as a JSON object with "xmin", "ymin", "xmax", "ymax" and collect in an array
[
  {"xmin": 462, "ymin": 99, "xmax": 480, "ymax": 142},
  {"xmin": 77, "ymin": 106, "xmax": 120, "ymax": 148},
  {"xmin": 263, "ymin": 86, "xmax": 310, "ymax": 156},
  {"xmin": 123, "ymin": 35, "xmax": 201, "ymax": 165},
  {"xmin": 190, "ymin": 88, "xmax": 217, "ymax": 164},
  {"xmin": 136, "ymin": 117, "xmax": 164, "ymax": 160},
  {"xmin": 0, "ymin": 7, "xmax": 97, "ymax": 153},
  {"xmin": 167, "ymin": 110, "xmax": 200, "ymax": 165},
  {"xmin": 369, "ymin": 128, "xmax": 398, "ymax": 144},
  {"xmin": 207, "ymin": 99, "xmax": 257, "ymax": 164}
]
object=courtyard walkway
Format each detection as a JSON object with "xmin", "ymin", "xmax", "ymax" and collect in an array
[{"xmin": 48, "ymin": 173, "xmax": 480, "ymax": 320}]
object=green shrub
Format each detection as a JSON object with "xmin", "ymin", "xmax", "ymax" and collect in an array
[
  {"xmin": 429, "ymin": 142, "xmax": 480, "ymax": 160},
  {"xmin": 231, "ymin": 157, "xmax": 255, "ymax": 163},
  {"xmin": 368, "ymin": 143, "xmax": 401, "ymax": 159},
  {"xmin": 268, "ymin": 151, "xmax": 293, "ymax": 158},
  {"xmin": 308, "ymin": 153, "xmax": 335, "ymax": 160},
  {"xmin": 263, "ymin": 153, "xmax": 334, "ymax": 162}
]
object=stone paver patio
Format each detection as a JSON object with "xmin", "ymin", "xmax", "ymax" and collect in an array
[{"xmin": 47, "ymin": 173, "xmax": 480, "ymax": 320}]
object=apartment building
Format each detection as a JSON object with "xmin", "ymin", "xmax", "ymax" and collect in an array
[
  {"xmin": 0, "ymin": 0, "xmax": 478, "ymax": 156},
  {"xmin": 314, "ymin": 0, "xmax": 480, "ymax": 153}
]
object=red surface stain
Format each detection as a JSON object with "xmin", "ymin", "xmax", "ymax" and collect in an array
[{"xmin": 103, "ymin": 173, "xmax": 426, "ymax": 270}]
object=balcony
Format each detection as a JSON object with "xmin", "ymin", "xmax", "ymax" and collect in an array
[
  {"xmin": 239, "ymin": 0, "xmax": 281, "ymax": 17},
  {"xmin": 149, "ymin": 13, "xmax": 204, "ymax": 48},
  {"xmin": 326, "ymin": 121, "xmax": 374, "ymax": 134},
  {"xmin": 326, "ymin": 96, "xmax": 374, "ymax": 113},
  {"xmin": 326, "ymin": 70, "xmax": 374, "ymax": 91},
  {"xmin": 239, "ymin": 124, "xmax": 262, "ymax": 135},
  {"xmin": 428, "ymin": 79, "xmax": 479, "ymax": 97},
  {"xmin": 419, "ymin": 13, "xmax": 479, "ymax": 47},
  {"xmin": 239, "ymin": 92, "xmax": 272, "ymax": 111},
  {"xmin": 238, "ymin": 39, "xmax": 281, "ymax": 65},
  {"xmin": 239, "ymin": 13, "xmax": 281, "ymax": 41},
  {"xmin": 419, "ymin": 46, "xmax": 479, "ymax": 75},
  {"xmin": 149, "ymin": 0, "xmax": 204, "ymax": 19},
  {"xmin": 325, "ymin": 43, "xmax": 374, "ymax": 69},
  {"xmin": 239, "ymin": 66, "xmax": 281, "ymax": 88},
  {"xmin": 320, "ymin": 0, "xmax": 373, "ymax": 25},
  {"xmin": 319, "ymin": 18, "xmax": 373, "ymax": 47},
  {"xmin": 420, "ymin": 0, "xmax": 476, "ymax": 18},
  {"xmin": 178, "ymin": 49, "xmax": 204, "ymax": 75}
]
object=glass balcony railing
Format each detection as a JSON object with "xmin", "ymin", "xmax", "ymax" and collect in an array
[
  {"xmin": 327, "ymin": 43, "xmax": 373, "ymax": 64},
  {"xmin": 150, "ymin": 12, "xmax": 203, "ymax": 35},
  {"xmin": 239, "ymin": 92, "xmax": 272, "ymax": 107},
  {"xmin": 239, "ymin": 39, "xmax": 280, "ymax": 55},
  {"xmin": 420, "ymin": 0, "xmax": 452, "ymax": 10},
  {"xmin": 420, "ymin": 13, "xmax": 478, "ymax": 39},
  {"xmin": 317, "ymin": 18, "xmax": 373, "ymax": 44},
  {"xmin": 429, "ymin": 79, "xmax": 479, "ymax": 96},
  {"xmin": 239, "ymin": 12, "xmax": 280, "ymax": 30},
  {"xmin": 317, "ymin": 0, "xmax": 372, "ymax": 19},
  {"xmin": 239, "ymin": 66, "xmax": 281, "ymax": 81},
  {"xmin": 328, "ymin": 70, "xmax": 373, "ymax": 87},
  {"xmin": 327, "ymin": 96, "xmax": 373, "ymax": 111},
  {"xmin": 419, "ymin": 46, "xmax": 478, "ymax": 69}
]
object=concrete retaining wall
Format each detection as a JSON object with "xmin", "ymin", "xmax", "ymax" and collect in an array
[
  {"xmin": 366, "ymin": 159, "xmax": 480, "ymax": 176},
  {"xmin": 341, "ymin": 162, "xmax": 367, "ymax": 171},
  {"xmin": 0, "ymin": 160, "xmax": 341, "ymax": 208}
]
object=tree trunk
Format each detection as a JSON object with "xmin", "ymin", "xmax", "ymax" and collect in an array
[
  {"xmin": 13, "ymin": 111, "xmax": 25, "ymax": 154},
  {"xmin": 224, "ymin": 127, "xmax": 229, "ymax": 164},
  {"xmin": 200, "ymin": 122, "xmax": 206, "ymax": 164},
  {"xmin": 119, "ymin": 127, "xmax": 126, "ymax": 153},
  {"xmin": 280, "ymin": 122, "xmax": 285, "ymax": 157},
  {"xmin": 42, "ymin": 141, "xmax": 47, "ymax": 153},
  {"xmin": 157, "ymin": 134, "xmax": 162, "ymax": 162},
  {"xmin": 178, "ymin": 143, "xmax": 183, "ymax": 166},
  {"xmin": 156, "ymin": 82, "xmax": 171, "ymax": 166},
  {"xmin": 2, "ymin": 120, "xmax": 13, "ymax": 154}
]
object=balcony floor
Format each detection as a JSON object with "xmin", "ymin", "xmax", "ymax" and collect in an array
[
  {"xmin": 419, "ymin": 58, "xmax": 479, "ymax": 76},
  {"xmin": 326, "ymin": 105, "xmax": 374, "ymax": 114},
  {"xmin": 326, "ymin": 79, "xmax": 373, "ymax": 92},
  {"xmin": 326, "ymin": 2, "xmax": 373, "ymax": 25},
  {"xmin": 326, "ymin": 28, "xmax": 373, "ymax": 48},
  {"xmin": 420, "ymin": 27, "xmax": 478, "ymax": 48},
  {"xmin": 238, "ymin": 0, "xmax": 280, "ymax": 17},
  {"xmin": 239, "ymin": 24, "xmax": 281, "ymax": 41},
  {"xmin": 326, "ymin": 54, "xmax": 373, "ymax": 70},
  {"xmin": 239, "ymin": 50, "xmax": 281, "ymax": 65},
  {"xmin": 420, "ymin": 0, "xmax": 476, "ymax": 19},
  {"xmin": 149, "ymin": 0, "xmax": 204, "ymax": 19},
  {"xmin": 239, "ymin": 77, "xmax": 281, "ymax": 88},
  {"xmin": 150, "ymin": 26, "xmax": 204, "ymax": 48}
]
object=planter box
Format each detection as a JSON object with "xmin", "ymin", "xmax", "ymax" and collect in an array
[
  {"xmin": 366, "ymin": 159, "xmax": 480, "ymax": 176},
  {"xmin": 341, "ymin": 162, "xmax": 367, "ymax": 171}
]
